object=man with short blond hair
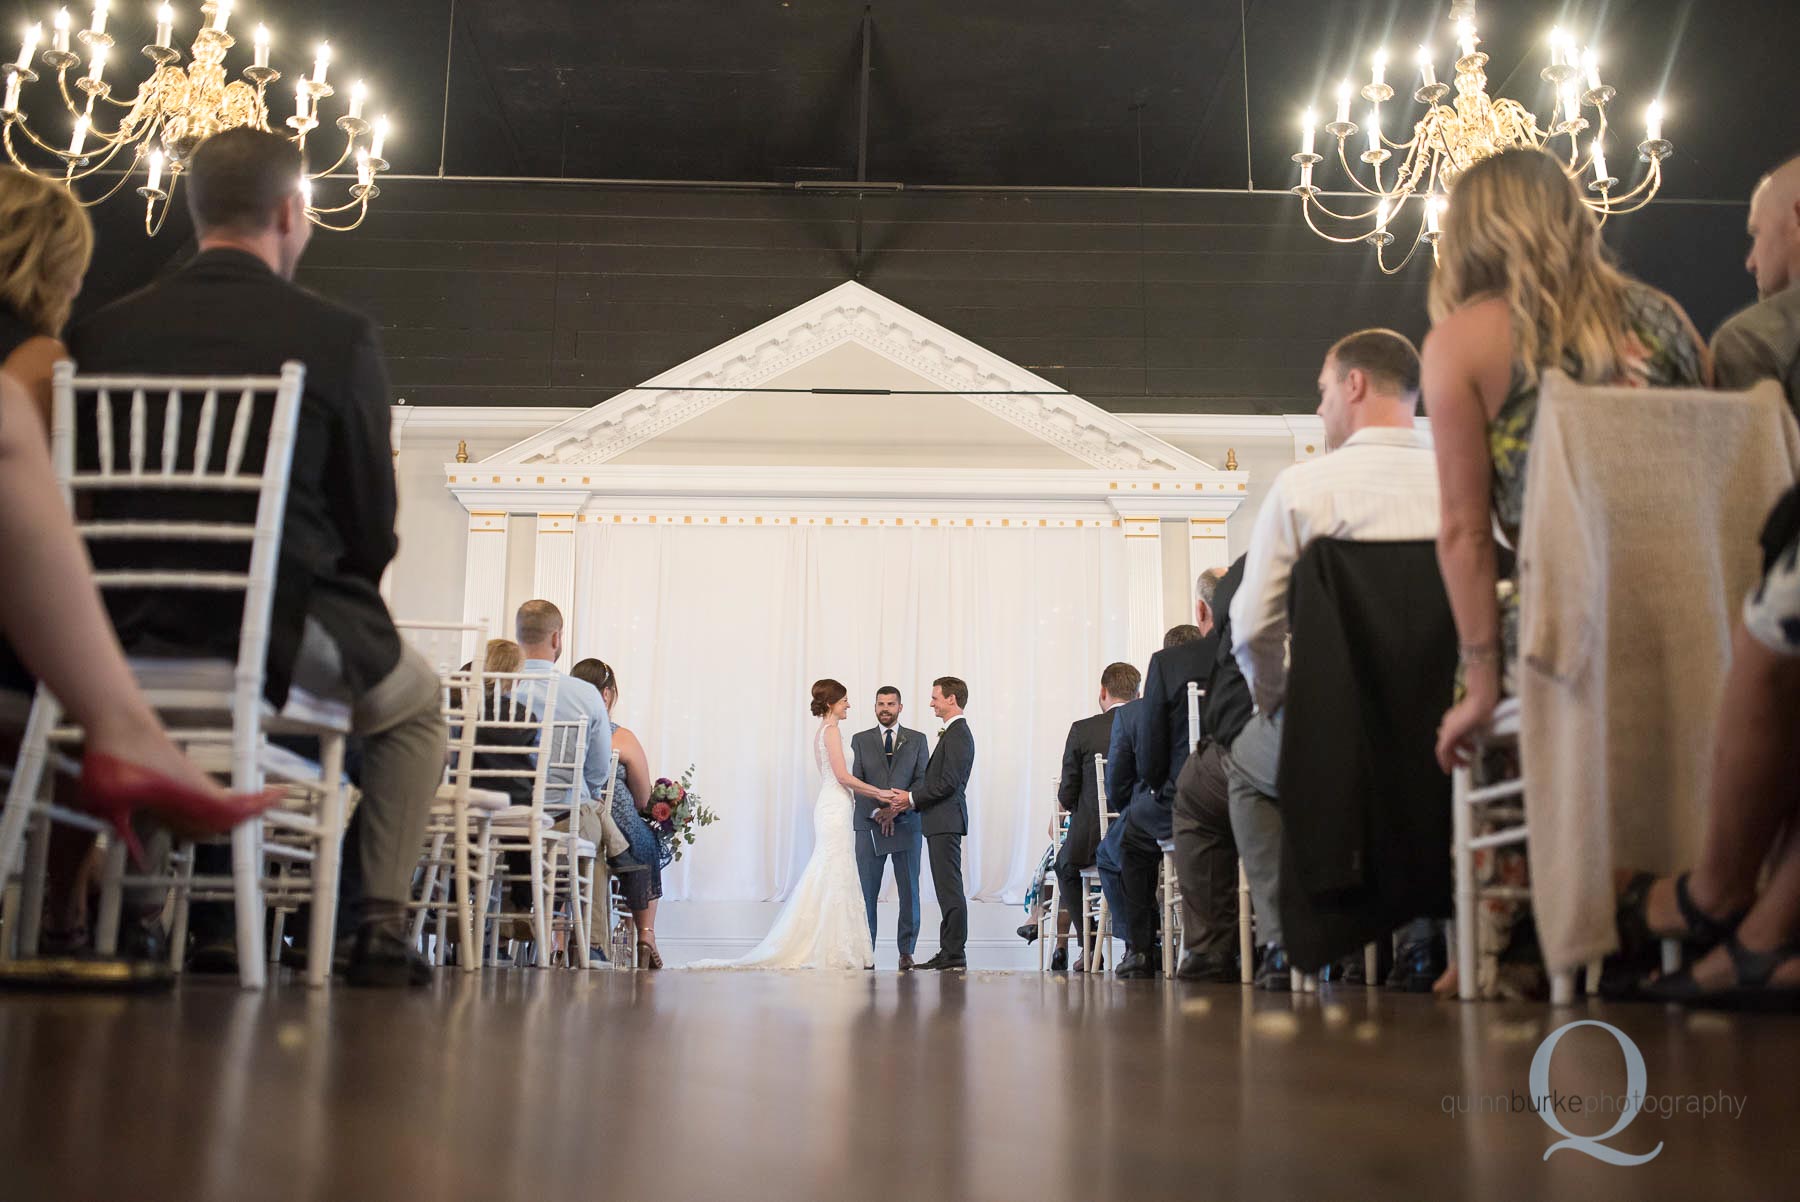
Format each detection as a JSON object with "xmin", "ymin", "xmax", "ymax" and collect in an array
[{"xmin": 1713, "ymin": 153, "xmax": 1800, "ymax": 409}]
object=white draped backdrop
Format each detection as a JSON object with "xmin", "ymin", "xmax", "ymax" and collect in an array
[{"xmin": 571, "ymin": 522, "xmax": 1130, "ymax": 903}]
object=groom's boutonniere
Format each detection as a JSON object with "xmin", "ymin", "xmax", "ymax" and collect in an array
[{"xmin": 937, "ymin": 726, "xmax": 946, "ymax": 737}]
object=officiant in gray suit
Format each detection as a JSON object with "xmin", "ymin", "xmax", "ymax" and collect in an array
[{"xmin": 850, "ymin": 686, "xmax": 928, "ymax": 970}]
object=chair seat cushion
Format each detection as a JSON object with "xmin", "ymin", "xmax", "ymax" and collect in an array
[
  {"xmin": 433, "ymin": 782, "xmax": 512, "ymax": 812},
  {"xmin": 128, "ymin": 657, "xmax": 351, "ymax": 732},
  {"xmin": 490, "ymin": 806, "xmax": 552, "ymax": 829}
]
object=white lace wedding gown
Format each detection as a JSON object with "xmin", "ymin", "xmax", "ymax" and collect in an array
[{"xmin": 688, "ymin": 721, "xmax": 875, "ymax": 970}]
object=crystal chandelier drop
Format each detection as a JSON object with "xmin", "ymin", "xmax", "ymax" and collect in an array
[
  {"xmin": 0, "ymin": 1, "xmax": 392, "ymax": 234},
  {"xmin": 1290, "ymin": 0, "xmax": 1672, "ymax": 274}
]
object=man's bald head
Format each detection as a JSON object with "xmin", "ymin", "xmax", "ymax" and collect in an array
[{"xmin": 1746, "ymin": 154, "xmax": 1800, "ymax": 299}]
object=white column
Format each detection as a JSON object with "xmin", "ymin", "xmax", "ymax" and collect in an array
[
  {"xmin": 1188, "ymin": 518, "xmax": 1231, "ymax": 605},
  {"xmin": 531, "ymin": 511, "xmax": 579, "ymax": 648},
  {"xmin": 460, "ymin": 510, "xmax": 509, "ymax": 663},
  {"xmin": 1122, "ymin": 515, "xmax": 1164, "ymax": 669}
]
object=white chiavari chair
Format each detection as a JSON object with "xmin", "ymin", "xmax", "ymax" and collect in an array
[
  {"xmin": 466, "ymin": 672, "xmax": 561, "ymax": 966},
  {"xmin": 1452, "ymin": 698, "xmax": 1609, "ymax": 1004},
  {"xmin": 1080, "ymin": 752, "xmax": 1115, "ymax": 975},
  {"xmin": 393, "ymin": 620, "xmax": 507, "ymax": 971},
  {"xmin": 1036, "ymin": 779, "xmax": 1070, "ymax": 972},
  {"xmin": 0, "ymin": 362, "xmax": 353, "ymax": 989}
]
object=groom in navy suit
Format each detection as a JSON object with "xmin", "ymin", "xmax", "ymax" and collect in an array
[{"xmin": 851, "ymin": 687, "xmax": 928, "ymax": 970}]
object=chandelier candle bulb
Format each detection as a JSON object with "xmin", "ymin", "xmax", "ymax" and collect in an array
[
  {"xmin": 1591, "ymin": 138, "xmax": 1609, "ymax": 183},
  {"xmin": 154, "ymin": 5, "xmax": 172, "ymax": 48},
  {"xmin": 252, "ymin": 23, "xmax": 269, "ymax": 68},
  {"xmin": 53, "ymin": 8, "xmax": 70, "ymax": 54},
  {"xmin": 88, "ymin": 1, "xmax": 106, "ymax": 37},
  {"xmin": 1300, "ymin": 109, "xmax": 1315, "ymax": 157},
  {"xmin": 369, "ymin": 114, "xmax": 387, "ymax": 160},
  {"xmin": 1366, "ymin": 107, "xmax": 1381, "ymax": 153},
  {"xmin": 3, "ymin": 74, "xmax": 19, "ymax": 113},
  {"xmin": 145, "ymin": 147, "xmax": 162, "ymax": 191},
  {"xmin": 1371, "ymin": 48, "xmax": 1387, "ymax": 89},
  {"xmin": 87, "ymin": 43, "xmax": 105, "ymax": 84},
  {"xmin": 311, "ymin": 42, "xmax": 329, "ymax": 86},
  {"xmin": 1417, "ymin": 45, "xmax": 1436, "ymax": 89},
  {"xmin": 349, "ymin": 79, "xmax": 366, "ymax": 120},
  {"xmin": 355, "ymin": 147, "xmax": 370, "ymax": 186},
  {"xmin": 1456, "ymin": 19, "xmax": 1476, "ymax": 58},
  {"xmin": 1583, "ymin": 48, "xmax": 1602, "ymax": 93},
  {"xmin": 16, "ymin": 23, "xmax": 40, "ymax": 70},
  {"xmin": 1646, "ymin": 100, "xmax": 1664, "ymax": 143},
  {"xmin": 68, "ymin": 112, "xmax": 87, "ymax": 155},
  {"xmin": 1335, "ymin": 78, "xmax": 1352, "ymax": 125},
  {"xmin": 298, "ymin": 174, "xmax": 310, "ymax": 206},
  {"xmin": 1426, "ymin": 196, "xmax": 1444, "ymax": 235},
  {"xmin": 210, "ymin": 1, "xmax": 230, "ymax": 33},
  {"xmin": 293, "ymin": 78, "xmax": 310, "ymax": 122}
]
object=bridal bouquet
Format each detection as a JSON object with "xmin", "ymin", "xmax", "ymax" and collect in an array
[{"xmin": 640, "ymin": 765, "xmax": 719, "ymax": 864}]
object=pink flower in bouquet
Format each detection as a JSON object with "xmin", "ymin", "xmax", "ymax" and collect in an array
[{"xmin": 651, "ymin": 801, "xmax": 673, "ymax": 823}]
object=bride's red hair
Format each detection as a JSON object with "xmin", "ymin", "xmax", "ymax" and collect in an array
[{"xmin": 810, "ymin": 678, "xmax": 847, "ymax": 717}]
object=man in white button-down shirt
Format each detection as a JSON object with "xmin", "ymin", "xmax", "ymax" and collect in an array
[{"xmin": 1224, "ymin": 328, "xmax": 1441, "ymax": 989}]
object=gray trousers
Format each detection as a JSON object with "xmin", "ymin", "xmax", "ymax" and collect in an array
[
  {"xmin": 291, "ymin": 619, "xmax": 445, "ymax": 914},
  {"xmin": 855, "ymin": 828, "xmax": 922, "ymax": 956},
  {"xmin": 1222, "ymin": 712, "xmax": 1285, "ymax": 950},
  {"xmin": 1170, "ymin": 740, "xmax": 1237, "ymax": 955}
]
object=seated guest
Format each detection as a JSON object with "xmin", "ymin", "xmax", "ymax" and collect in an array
[
  {"xmin": 0, "ymin": 375, "xmax": 280, "ymax": 986},
  {"xmin": 68, "ymin": 128, "xmax": 446, "ymax": 987},
  {"xmin": 1170, "ymin": 556, "xmax": 1248, "ymax": 981},
  {"xmin": 1636, "ymin": 488, "xmax": 1800, "ymax": 1009},
  {"xmin": 1712, "ymin": 154, "xmax": 1799, "ymax": 408},
  {"xmin": 571, "ymin": 657, "xmax": 665, "ymax": 967},
  {"xmin": 1091, "ymin": 624, "xmax": 1203, "ymax": 969},
  {"xmin": 1423, "ymin": 147, "xmax": 1708, "ymax": 995},
  {"xmin": 1048, "ymin": 661, "xmax": 1140, "ymax": 970},
  {"xmin": 1111, "ymin": 580, "xmax": 1223, "ymax": 979},
  {"xmin": 0, "ymin": 168, "xmax": 92, "ymax": 426},
  {"xmin": 1229, "ymin": 328, "xmax": 1439, "ymax": 989},
  {"xmin": 458, "ymin": 639, "xmax": 536, "ymax": 804}
]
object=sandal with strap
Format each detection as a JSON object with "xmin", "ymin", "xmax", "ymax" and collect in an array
[
  {"xmin": 637, "ymin": 939, "xmax": 664, "ymax": 970},
  {"xmin": 1643, "ymin": 934, "xmax": 1800, "ymax": 1013},
  {"xmin": 1617, "ymin": 871, "xmax": 1747, "ymax": 961}
]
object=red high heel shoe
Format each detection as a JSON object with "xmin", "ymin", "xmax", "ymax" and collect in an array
[{"xmin": 80, "ymin": 752, "xmax": 286, "ymax": 864}]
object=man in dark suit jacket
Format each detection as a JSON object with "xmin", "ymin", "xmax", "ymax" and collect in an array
[
  {"xmin": 890, "ymin": 676, "xmax": 975, "ymax": 969},
  {"xmin": 68, "ymin": 129, "xmax": 444, "ymax": 987},
  {"xmin": 849, "ymin": 686, "xmax": 929, "ymax": 969},
  {"xmin": 1110, "ymin": 571, "xmax": 1226, "ymax": 978},
  {"xmin": 1049, "ymin": 662, "xmax": 1140, "ymax": 969}
]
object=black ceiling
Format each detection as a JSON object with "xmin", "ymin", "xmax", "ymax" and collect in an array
[{"xmin": 11, "ymin": 0, "xmax": 1792, "ymax": 200}]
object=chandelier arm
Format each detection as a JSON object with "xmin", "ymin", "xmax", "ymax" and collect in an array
[
  {"xmin": 145, "ymin": 177, "xmax": 178, "ymax": 237},
  {"xmin": 68, "ymin": 158, "xmax": 143, "ymax": 205},
  {"xmin": 61, "ymin": 138, "xmax": 137, "ymax": 189},
  {"xmin": 310, "ymin": 133, "xmax": 359, "ymax": 179},
  {"xmin": 1299, "ymin": 196, "xmax": 1392, "ymax": 244},
  {"xmin": 306, "ymin": 195, "xmax": 371, "ymax": 232},
  {"xmin": 304, "ymin": 192, "xmax": 368, "ymax": 216},
  {"xmin": 1332, "ymin": 140, "xmax": 1390, "ymax": 197},
  {"xmin": 1302, "ymin": 190, "xmax": 1390, "ymax": 223},
  {"xmin": 5, "ymin": 112, "xmax": 91, "ymax": 163}
]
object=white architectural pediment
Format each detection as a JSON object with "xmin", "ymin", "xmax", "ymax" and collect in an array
[{"xmin": 481, "ymin": 281, "xmax": 1210, "ymax": 474}]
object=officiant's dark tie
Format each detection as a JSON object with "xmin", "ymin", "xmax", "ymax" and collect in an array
[{"xmin": 884, "ymin": 729, "xmax": 894, "ymax": 759}]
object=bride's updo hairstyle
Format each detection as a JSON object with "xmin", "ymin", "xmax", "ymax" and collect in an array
[{"xmin": 810, "ymin": 678, "xmax": 847, "ymax": 717}]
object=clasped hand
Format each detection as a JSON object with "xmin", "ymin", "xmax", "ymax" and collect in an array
[{"xmin": 874, "ymin": 788, "xmax": 912, "ymax": 812}]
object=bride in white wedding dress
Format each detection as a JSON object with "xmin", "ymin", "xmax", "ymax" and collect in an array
[{"xmin": 688, "ymin": 680, "xmax": 885, "ymax": 971}]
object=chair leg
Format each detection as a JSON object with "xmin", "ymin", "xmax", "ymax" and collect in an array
[
  {"xmin": 94, "ymin": 838, "xmax": 127, "ymax": 957},
  {"xmin": 1585, "ymin": 958, "xmax": 1604, "ymax": 997},
  {"xmin": 1236, "ymin": 861, "xmax": 1253, "ymax": 985},
  {"xmin": 1451, "ymin": 764, "xmax": 1478, "ymax": 1002},
  {"xmin": 1550, "ymin": 970, "xmax": 1576, "ymax": 1005},
  {"xmin": 455, "ymin": 808, "xmax": 476, "ymax": 974},
  {"xmin": 529, "ymin": 841, "xmax": 551, "ymax": 967},
  {"xmin": 168, "ymin": 844, "xmax": 194, "ymax": 973},
  {"xmin": 232, "ymin": 818, "xmax": 267, "ymax": 990},
  {"xmin": 268, "ymin": 897, "xmax": 287, "ymax": 965},
  {"xmin": 1363, "ymin": 941, "xmax": 1379, "ymax": 985},
  {"xmin": 0, "ymin": 882, "xmax": 19, "ymax": 960},
  {"xmin": 1092, "ymin": 899, "xmax": 1108, "ymax": 974},
  {"xmin": 0, "ymin": 690, "xmax": 57, "ymax": 887},
  {"xmin": 1660, "ymin": 938, "xmax": 1682, "ymax": 976},
  {"xmin": 17, "ymin": 816, "xmax": 49, "ymax": 958},
  {"xmin": 306, "ymin": 736, "xmax": 347, "ymax": 988},
  {"xmin": 411, "ymin": 833, "xmax": 445, "ymax": 948}
]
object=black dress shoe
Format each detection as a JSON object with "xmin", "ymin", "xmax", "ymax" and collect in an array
[
  {"xmin": 1254, "ymin": 943, "xmax": 1292, "ymax": 991},
  {"xmin": 1176, "ymin": 949, "xmax": 1236, "ymax": 982},
  {"xmin": 1388, "ymin": 933, "xmax": 1447, "ymax": 992},
  {"xmin": 1116, "ymin": 950, "xmax": 1157, "ymax": 979},
  {"xmin": 898, "ymin": 953, "xmax": 915, "ymax": 971},
  {"xmin": 187, "ymin": 937, "xmax": 238, "ymax": 975},
  {"xmin": 345, "ymin": 923, "xmax": 431, "ymax": 987},
  {"xmin": 918, "ymin": 953, "xmax": 966, "ymax": 970},
  {"xmin": 1017, "ymin": 922, "xmax": 1039, "ymax": 944},
  {"xmin": 1049, "ymin": 947, "xmax": 1069, "ymax": 972}
]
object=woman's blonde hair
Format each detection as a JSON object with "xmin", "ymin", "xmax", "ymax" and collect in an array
[
  {"xmin": 0, "ymin": 169, "xmax": 94, "ymax": 337},
  {"xmin": 484, "ymin": 638, "xmax": 524, "ymax": 674},
  {"xmin": 1429, "ymin": 148, "xmax": 1633, "ymax": 385}
]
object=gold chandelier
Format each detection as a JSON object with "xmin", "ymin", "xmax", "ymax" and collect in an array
[
  {"xmin": 1, "ymin": 1, "xmax": 391, "ymax": 234},
  {"xmin": 1290, "ymin": 0, "xmax": 1671, "ymax": 273}
]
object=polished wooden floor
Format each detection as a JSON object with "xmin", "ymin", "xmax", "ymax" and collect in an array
[{"xmin": 2, "ymin": 968, "xmax": 1793, "ymax": 1201}]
